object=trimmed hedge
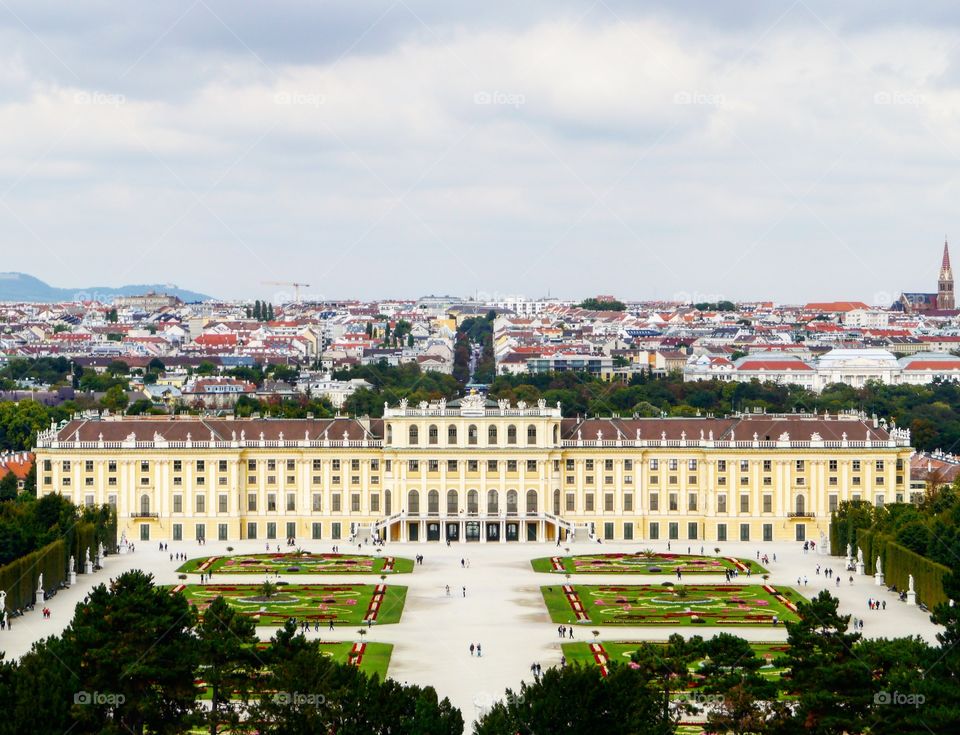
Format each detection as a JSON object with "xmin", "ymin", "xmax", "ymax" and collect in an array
[
  {"xmin": 0, "ymin": 509, "xmax": 117, "ymax": 613},
  {"xmin": 856, "ymin": 528, "xmax": 951, "ymax": 609},
  {"xmin": 0, "ymin": 537, "xmax": 67, "ymax": 612}
]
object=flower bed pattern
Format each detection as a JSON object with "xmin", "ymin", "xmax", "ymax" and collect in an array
[
  {"xmin": 532, "ymin": 552, "xmax": 765, "ymax": 575},
  {"xmin": 542, "ymin": 584, "xmax": 801, "ymax": 626},
  {"xmin": 173, "ymin": 583, "xmax": 407, "ymax": 625},
  {"xmin": 178, "ymin": 552, "xmax": 413, "ymax": 576}
]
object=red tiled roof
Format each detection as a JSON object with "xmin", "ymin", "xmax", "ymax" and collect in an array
[
  {"xmin": 902, "ymin": 360, "xmax": 960, "ymax": 371},
  {"xmin": 738, "ymin": 360, "xmax": 814, "ymax": 371},
  {"xmin": 804, "ymin": 301, "xmax": 870, "ymax": 312}
]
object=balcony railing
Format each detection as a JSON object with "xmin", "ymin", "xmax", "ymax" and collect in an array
[
  {"xmin": 787, "ymin": 511, "xmax": 816, "ymax": 518},
  {"xmin": 130, "ymin": 512, "xmax": 159, "ymax": 519}
]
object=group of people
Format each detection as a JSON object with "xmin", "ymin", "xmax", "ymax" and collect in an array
[
  {"xmin": 867, "ymin": 597, "xmax": 887, "ymax": 611},
  {"xmin": 556, "ymin": 625, "xmax": 574, "ymax": 639},
  {"xmin": 414, "ymin": 554, "xmax": 425, "ymax": 565},
  {"xmin": 170, "ymin": 552, "xmax": 188, "ymax": 561},
  {"xmin": 530, "ymin": 662, "xmax": 544, "ymax": 678},
  {"xmin": 468, "ymin": 643, "xmax": 483, "ymax": 657}
]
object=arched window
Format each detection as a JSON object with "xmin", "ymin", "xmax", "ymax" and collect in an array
[
  {"xmin": 467, "ymin": 490, "xmax": 479, "ymax": 514},
  {"xmin": 507, "ymin": 425, "xmax": 517, "ymax": 445},
  {"xmin": 447, "ymin": 424, "xmax": 458, "ymax": 445},
  {"xmin": 428, "ymin": 490, "xmax": 440, "ymax": 515},
  {"xmin": 428, "ymin": 424, "xmax": 439, "ymax": 445},
  {"xmin": 447, "ymin": 489, "xmax": 459, "ymax": 515},
  {"xmin": 407, "ymin": 490, "xmax": 419, "ymax": 515},
  {"xmin": 384, "ymin": 490, "xmax": 392, "ymax": 515},
  {"xmin": 526, "ymin": 489, "xmax": 538, "ymax": 513},
  {"xmin": 488, "ymin": 425, "xmax": 498, "ymax": 445},
  {"xmin": 468, "ymin": 424, "xmax": 478, "ymax": 445},
  {"xmin": 487, "ymin": 489, "xmax": 499, "ymax": 514},
  {"xmin": 386, "ymin": 424, "xmax": 393, "ymax": 444},
  {"xmin": 409, "ymin": 425, "xmax": 419, "ymax": 445},
  {"xmin": 795, "ymin": 495, "xmax": 805, "ymax": 515},
  {"xmin": 553, "ymin": 489, "xmax": 561, "ymax": 514},
  {"xmin": 506, "ymin": 490, "xmax": 518, "ymax": 514},
  {"xmin": 527, "ymin": 424, "xmax": 537, "ymax": 445},
  {"xmin": 140, "ymin": 494, "xmax": 151, "ymax": 514}
]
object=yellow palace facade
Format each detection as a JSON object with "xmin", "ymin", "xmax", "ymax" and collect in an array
[{"xmin": 33, "ymin": 395, "xmax": 913, "ymax": 546}]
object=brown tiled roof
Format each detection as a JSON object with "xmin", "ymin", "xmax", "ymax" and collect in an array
[{"xmin": 55, "ymin": 417, "xmax": 374, "ymax": 442}]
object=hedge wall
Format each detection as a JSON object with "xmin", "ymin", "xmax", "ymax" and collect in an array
[
  {"xmin": 856, "ymin": 528, "xmax": 951, "ymax": 609},
  {"xmin": 0, "ymin": 537, "xmax": 67, "ymax": 612},
  {"xmin": 0, "ymin": 511, "xmax": 117, "ymax": 614}
]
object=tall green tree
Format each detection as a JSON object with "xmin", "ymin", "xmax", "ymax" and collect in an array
[
  {"xmin": 474, "ymin": 663, "xmax": 674, "ymax": 735},
  {"xmin": 60, "ymin": 570, "xmax": 200, "ymax": 735},
  {"xmin": 195, "ymin": 595, "xmax": 259, "ymax": 735},
  {"xmin": 777, "ymin": 591, "xmax": 872, "ymax": 734}
]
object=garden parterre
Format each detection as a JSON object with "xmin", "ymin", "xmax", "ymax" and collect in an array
[
  {"xmin": 562, "ymin": 640, "xmax": 789, "ymax": 683},
  {"xmin": 178, "ymin": 551, "xmax": 414, "ymax": 575},
  {"xmin": 172, "ymin": 582, "xmax": 407, "ymax": 625},
  {"xmin": 541, "ymin": 583, "xmax": 801, "ymax": 625},
  {"xmin": 531, "ymin": 552, "xmax": 766, "ymax": 575}
]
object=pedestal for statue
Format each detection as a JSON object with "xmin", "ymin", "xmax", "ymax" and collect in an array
[
  {"xmin": 85, "ymin": 561, "xmax": 93, "ymax": 575},
  {"xmin": 907, "ymin": 590, "xmax": 917, "ymax": 606},
  {"xmin": 35, "ymin": 588, "xmax": 44, "ymax": 606},
  {"xmin": 69, "ymin": 571, "xmax": 77, "ymax": 585},
  {"xmin": 856, "ymin": 561, "xmax": 865, "ymax": 575},
  {"xmin": 874, "ymin": 571, "xmax": 885, "ymax": 586}
]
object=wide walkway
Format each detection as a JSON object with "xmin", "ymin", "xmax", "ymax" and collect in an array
[{"xmin": 0, "ymin": 538, "xmax": 943, "ymax": 725}]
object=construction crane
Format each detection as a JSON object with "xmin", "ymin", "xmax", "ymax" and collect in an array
[{"xmin": 261, "ymin": 281, "xmax": 312, "ymax": 303}]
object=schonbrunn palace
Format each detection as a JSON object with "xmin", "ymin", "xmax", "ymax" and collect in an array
[{"xmin": 34, "ymin": 394, "xmax": 913, "ymax": 546}]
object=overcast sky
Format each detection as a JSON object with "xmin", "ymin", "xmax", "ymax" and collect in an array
[{"xmin": 1, "ymin": 1, "xmax": 959, "ymax": 304}]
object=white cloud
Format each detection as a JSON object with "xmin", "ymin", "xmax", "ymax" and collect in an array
[{"xmin": 1, "ymin": 6, "xmax": 960, "ymax": 301}]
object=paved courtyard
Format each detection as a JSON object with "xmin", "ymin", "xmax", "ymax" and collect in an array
[{"xmin": 0, "ymin": 537, "xmax": 943, "ymax": 725}]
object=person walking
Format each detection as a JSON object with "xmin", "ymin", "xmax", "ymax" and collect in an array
[
  {"xmin": 476, "ymin": 643, "xmax": 481, "ymax": 657},
  {"xmin": 470, "ymin": 643, "xmax": 475, "ymax": 656},
  {"xmin": 462, "ymin": 586, "xmax": 466, "ymax": 598}
]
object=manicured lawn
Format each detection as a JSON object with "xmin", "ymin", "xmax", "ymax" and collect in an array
[
  {"xmin": 173, "ymin": 583, "xmax": 407, "ymax": 625},
  {"xmin": 531, "ymin": 552, "xmax": 766, "ymax": 575},
  {"xmin": 541, "ymin": 583, "xmax": 801, "ymax": 625},
  {"xmin": 178, "ymin": 552, "xmax": 414, "ymax": 575},
  {"xmin": 562, "ymin": 640, "xmax": 789, "ymax": 686},
  {"xmin": 314, "ymin": 641, "xmax": 393, "ymax": 680}
]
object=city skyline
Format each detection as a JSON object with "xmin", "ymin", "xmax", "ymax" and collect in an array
[{"xmin": 1, "ymin": 2, "xmax": 960, "ymax": 301}]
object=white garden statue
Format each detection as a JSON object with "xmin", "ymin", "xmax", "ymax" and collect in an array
[{"xmin": 0, "ymin": 590, "xmax": 6, "ymax": 614}]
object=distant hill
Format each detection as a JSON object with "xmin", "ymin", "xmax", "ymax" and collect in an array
[{"xmin": 0, "ymin": 273, "xmax": 213, "ymax": 303}]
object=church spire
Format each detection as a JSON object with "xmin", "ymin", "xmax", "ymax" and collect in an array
[{"xmin": 939, "ymin": 238, "xmax": 955, "ymax": 310}]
